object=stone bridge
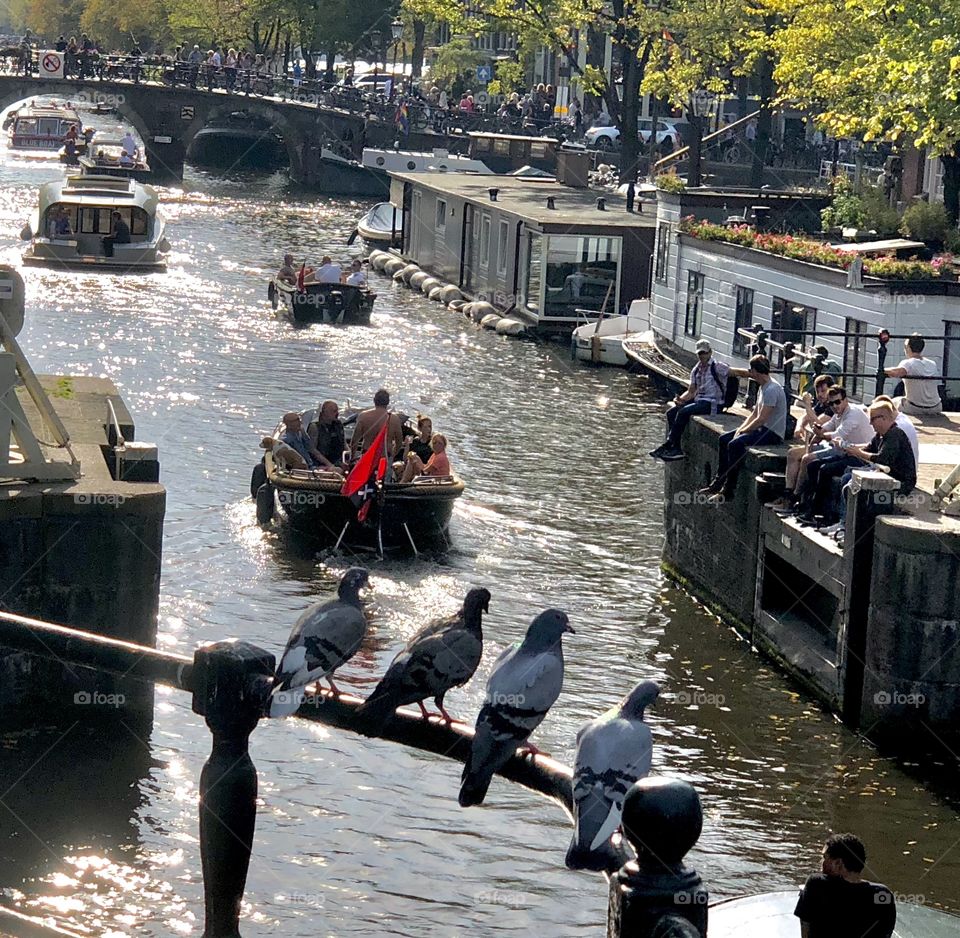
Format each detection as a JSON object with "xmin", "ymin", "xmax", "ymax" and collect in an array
[{"xmin": 0, "ymin": 75, "xmax": 368, "ymax": 184}]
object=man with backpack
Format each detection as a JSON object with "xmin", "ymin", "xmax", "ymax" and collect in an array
[{"xmin": 650, "ymin": 339, "xmax": 736, "ymax": 461}]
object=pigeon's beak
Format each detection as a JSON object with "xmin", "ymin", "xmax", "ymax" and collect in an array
[{"xmin": 564, "ymin": 622, "xmax": 575, "ymax": 634}]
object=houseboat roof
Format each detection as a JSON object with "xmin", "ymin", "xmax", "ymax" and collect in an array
[
  {"xmin": 39, "ymin": 174, "xmax": 159, "ymax": 212},
  {"xmin": 391, "ymin": 172, "xmax": 656, "ymax": 230}
]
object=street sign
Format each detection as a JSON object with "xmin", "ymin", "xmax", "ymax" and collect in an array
[
  {"xmin": 153, "ymin": 135, "xmax": 172, "ymax": 144},
  {"xmin": 39, "ymin": 51, "xmax": 63, "ymax": 79},
  {"xmin": 180, "ymin": 106, "xmax": 195, "ymax": 121},
  {"xmin": 476, "ymin": 64, "xmax": 492, "ymax": 84}
]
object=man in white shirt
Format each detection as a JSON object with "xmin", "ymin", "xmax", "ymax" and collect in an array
[
  {"xmin": 345, "ymin": 259, "xmax": 366, "ymax": 287},
  {"xmin": 315, "ymin": 256, "xmax": 341, "ymax": 284},
  {"xmin": 885, "ymin": 334, "xmax": 942, "ymax": 415},
  {"xmin": 121, "ymin": 131, "xmax": 137, "ymax": 158}
]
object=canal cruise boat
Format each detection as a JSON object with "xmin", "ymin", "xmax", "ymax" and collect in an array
[
  {"xmin": 252, "ymin": 408, "xmax": 463, "ymax": 553},
  {"xmin": 20, "ymin": 174, "xmax": 170, "ymax": 272},
  {"xmin": 5, "ymin": 103, "xmax": 82, "ymax": 151}
]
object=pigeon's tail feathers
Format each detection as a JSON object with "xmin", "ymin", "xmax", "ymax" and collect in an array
[
  {"xmin": 458, "ymin": 722, "xmax": 517, "ymax": 808},
  {"xmin": 564, "ymin": 836, "xmax": 623, "ymax": 872},
  {"xmin": 266, "ymin": 683, "xmax": 305, "ymax": 718},
  {"xmin": 355, "ymin": 665, "xmax": 405, "ymax": 737},
  {"xmin": 588, "ymin": 800, "xmax": 622, "ymax": 852},
  {"xmin": 458, "ymin": 763, "xmax": 496, "ymax": 807}
]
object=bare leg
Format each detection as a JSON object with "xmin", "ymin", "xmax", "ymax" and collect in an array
[
  {"xmin": 400, "ymin": 456, "xmax": 423, "ymax": 484},
  {"xmin": 796, "ymin": 451, "xmax": 819, "ymax": 494},
  {"xmin": 785, "ymin": 446, "xmax": 804, "ymax": 490}
]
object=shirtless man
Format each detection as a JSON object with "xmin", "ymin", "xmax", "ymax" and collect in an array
[
  {"xmin": 277, "ymin": 254, "xmax": 297, "ymax": 284},
  {"xmin": 350, "ymin": 388, "xmax": 404, "ymax": 461}
]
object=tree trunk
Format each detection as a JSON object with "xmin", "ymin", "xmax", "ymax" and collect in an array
[
  {"xmin": 647, "ymin": 94, "xmax": 660, "ymax": 177},
  {"xmin": 942, "ymin": 149, "xmax": 960, "ymax": 226},
  {"xmin": 325, "ymin": 43, "xmax": 337, "ymax": 83},
  {"xmin": 688, "ymin": 112, "xmax": 703, "ymax": 187},
  {"xmin": 411, "ymin": 19, "xmax": 426, "ymax": 79},
  {"xmin": 617, "ymin": 48, "xmax": 641, "ymax": 184},
  {"xmin": 750, "ymin": 51, "xmax": 773, "ymax": 188}
]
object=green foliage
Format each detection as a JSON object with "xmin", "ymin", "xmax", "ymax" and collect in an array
[
  {"xmin": 427, "ymin": 37, "xmax": 483, "ymax": 94},
  {"xmin": 654, "ymin": 171, "xmax": 686, "ymax": 192},
  {"xmin": 900, "ymin": 201, "xmax": 951, "ymax": 244},
  {"xmin": 821, "ymin": 177, "xmax": 898, "ymax": 236},
  {"xmin": 859, "ymin": 186, "xmax": 900, "ymax": 237}
]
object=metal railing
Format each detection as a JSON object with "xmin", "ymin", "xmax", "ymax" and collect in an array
[{"xmin": 0, "ymin": 608, "xmax": 714, "ymax": 936}]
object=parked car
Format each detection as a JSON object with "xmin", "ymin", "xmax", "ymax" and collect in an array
[
  {"xmin": 336, "ymin": 73, "xmax": 396, "ymax": 96},
  {"xmin": 584, "ymin": 119, "xmax": 682, "ymax": 151}
]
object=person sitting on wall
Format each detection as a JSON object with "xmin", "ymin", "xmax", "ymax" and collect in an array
[
  {"xmin": 767, "ymin": 375, "xmax": 836, "ymax": 510},
  {"xmin": 399, "ymin": 433, "xmax": 451, "ymax": 482},
  {"xmin": 306, "ymin": 399, "xmax": 347, "ymax": 471},
  {"xmin": 794, "ymin": 833, "xmax": 896, "ymax": 938},
  {"xmin": 873, "ymin": 394, "xmax": 920, "ymax": 468},
  {"xmin": 102, "ymin": 211, "xmax": 130, "ymax": 258},
  {"xmin": 699, "ymin": 354, "xmax": 787, "ymax": 505},
  {"xmin": 884, "ymin": 333, "xmax": 943, "ymax": 416},
  {"xmin": 315, "ymin": 256, "xmax": 342, "ymax": 284},
  {"xmin": 650, "ymin": 339, "xmax": 729, "ymax": 462}
]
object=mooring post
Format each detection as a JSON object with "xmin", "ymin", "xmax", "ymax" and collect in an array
[
  {"xmin": 607, "ymin": 777, "xmax": 708, "ymax": 938},
  {"xmin": 192, "ymin": 641, "xmax": 275, "ymax": 938},
  {"xmin": 875, "ymin": 330, "xmax": 890, "ymax": 397}
]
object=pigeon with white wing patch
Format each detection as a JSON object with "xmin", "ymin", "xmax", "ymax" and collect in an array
[
  {"xmin": 267, "ymin": 567, "xmax": 369, "ymax": 717},
  {"xmin": 565, "ymin": 679, "xmax": 659, "ymax": 871},
  {"xmin": 458, "ymin": 608, "xmax": 573, "ymax": 808}
]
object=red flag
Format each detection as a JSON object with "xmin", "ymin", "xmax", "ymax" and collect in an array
[
  {"xmin": 341, "ymin": 421, "xmax": 388, "ymax": 497},
  {"xmin": 296, "ymin": 261, "xmax": 306, "ymax": 291}
]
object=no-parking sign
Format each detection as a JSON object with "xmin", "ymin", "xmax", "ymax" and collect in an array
[{"xmin": 39, "ymin": 50, "xmax": 64, "ymax": 79}]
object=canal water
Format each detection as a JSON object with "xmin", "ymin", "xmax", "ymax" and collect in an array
[{"xmin": 0, "ymin": 113, "xmax": 958, "ymax": 937}]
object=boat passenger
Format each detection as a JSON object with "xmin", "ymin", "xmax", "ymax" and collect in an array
[
  {"xmin": 52, "ymin": 207, "xmax": 73, "ymax": 238},
  {"xmin": 121, "ymin": 131, "xmax": 137, "ymax": 158},
  {"xmin": 345, "ymin": 259, "xmax": 366, "ymax": 287},
  {"xmin": 403, "ymin": 415, "xmax": 434, "ymax": 463},
  {"xmin": 277, "ymin": 254, "xmax": 298, "ymax": 284},
  {"xmin": 351, "ymin": 389, "xmax": 404, "ymax": 462},
  {"xmin": 102, "ymin": 211, "xmax": 131, "ymax": 258},
  {"xmin": 279, "ymin": 412, "xmax": 325, "ymax": 468},
  {"xmin": 307, "ymin": 400, "xmax": 347, "ymax": 470},
  {"xmin": 315, "ymin": 256, "xmax": 342, "ymax": 284},
  {"xmin": 399, "ymin": 433, "xmax": 450, "ymax": 483}
]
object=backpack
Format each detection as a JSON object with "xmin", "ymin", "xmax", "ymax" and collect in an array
[{"xmin": 710, "ymin": 361, "xmax": 740, "ymax": 411}]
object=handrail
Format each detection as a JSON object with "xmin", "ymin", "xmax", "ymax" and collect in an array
[{"xmin": 106, "ymin": 397, "xmax": 126, "ymax": 447}]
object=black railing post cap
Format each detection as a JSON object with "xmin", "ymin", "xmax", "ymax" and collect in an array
[
  {"xmin": 620, "ymin": 777, "xmax": 703, "ymax": 866},
  {"xmin": 192, "ymin": 640, "xmax": 275, "ymax": 721}
]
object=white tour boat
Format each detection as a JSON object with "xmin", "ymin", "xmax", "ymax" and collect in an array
[{"xmin": 5, "ymin": 102, "xmax": 82, "ymax": 151}]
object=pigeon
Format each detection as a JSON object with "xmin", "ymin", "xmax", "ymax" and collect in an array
[
  {"xmin": 267, "ymin": 567, "xmax": 370, "ymax": 718},
  {"xmin": 459, "ymin": 608, "xmax": 573, "ymax": 808},
  {"xmin": 355, "ymin": 587, "xmax": 491, "ymax": 735},
  {"xmin": 565, "ymin": 680, "xmax": 659, "ymax": 871}
]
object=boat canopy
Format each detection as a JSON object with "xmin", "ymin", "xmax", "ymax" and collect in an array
[{"xmin": 39, "ymin": 175, "xmax": 159, "ymax": 213}]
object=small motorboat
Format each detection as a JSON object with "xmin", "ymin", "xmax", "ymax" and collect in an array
[
  {"xmin": 355, "ymin": 202, "xmax": 401, "ymax": 247},
  {"xmin": 252, "ymin": 408, "xmax": 463, "ymax": 554},
  {"xmin": 268, "ymin": 278, "xmax": 375, "ymax": 326},
  {"xmin": 20, "ymin": 174, "xmax": 169, "ymax": 272},
  {"xmin": 6, "ymin": 102, "xmax": 82, "ymax": 151},
  {"xmin": 78, "ymin": 141, "xmax": 152, "ymax": 182},
  {"xmin": 572, "ymin": 299, "xmax": 651, "ymax": 367}
]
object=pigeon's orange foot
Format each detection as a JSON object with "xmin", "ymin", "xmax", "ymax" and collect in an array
[
  {"xmin": 325, "ymin": 679, "xmax": 342, "ymax": 697},
  {"xmin": 518, "ymin": 742, "xmax": 547, "ymax": 758},
  {"xmin": 417, "ymin": 700, "xmax": 431, "ymax": 720},
  {"xmin": 437, "ymin": 705, "xmax": 457, "ymax": 725}
]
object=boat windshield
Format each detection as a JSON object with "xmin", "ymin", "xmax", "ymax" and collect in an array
[{"xmin": 44, "ymin": 203, "xmax": 150, "ymax": 239}]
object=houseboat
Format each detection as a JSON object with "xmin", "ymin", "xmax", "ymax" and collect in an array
[
  {"xmin": 5, "ymin": 102, "xmax": 82, "ymax": 151},
  {"xmin": 20, "ymin": 174, "xmax": 169, "ymax": 272},
  {"xmin": 390, "ymin": 171, "xmax": 656, "ymax": 335},
  {"xmin": 643, "ymin": 187, "xmax": 960, "ymax": 405},
  {"xmin": 467, "ymin": 132, "xmax": 568, "ymax": 175}
]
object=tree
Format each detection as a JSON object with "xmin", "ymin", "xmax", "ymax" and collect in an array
[{"xmin": 772, "ymin": 0, "xmax": 960, "ymax": 221}]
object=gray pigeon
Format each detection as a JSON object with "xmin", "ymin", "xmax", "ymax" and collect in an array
[
  {"xmin": 565, "ymin": 680, "xmax": 659, "ymax": 871},
  {"xmin": 356, "ymin": 587, "xmax": 491, "ymax": 735},
  {"xmin": 459, "ymin": 608, "xmax": 573, "ymax": 808},
  {"xmin": 267, "ymin": 567, "xmax": 370, "ymax": 717}
]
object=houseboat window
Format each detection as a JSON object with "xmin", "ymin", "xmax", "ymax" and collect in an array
[
  {"xmin": 435, "ymin": 199, "xmax": 447, "ymax": 233},
  {"xmin": 684, "ymin": 271, "xmax": 704, "ymax": 337},
  {"xmin": 530, "ymin": 142, "xmax": 548, "ymax": 158},
  {"xmin": 654, "ymin": 223, "xmax": 670, "ymax": 282},
  {"xmin": 844, "ymin": 318, "xmax": 868, "ymax": 398},
  {"xmin": 479, "ymin": 214, "xmax": 491, "ymax": 268},
  {"xmin": 772, "ymin": 297, "xmax": 816, "ymax": 351},
  {"xmin": 474, "ymin": 136, "xmax": 491, "ymax": 153},
  {"xmin": 510, "ymin": 140, "xmax": 525, "ymax": 157},
  {"xmin": 524, "ymin": 232, "xmax": 543, "ymax": 314},
  {"xmin": 494, "ymin": 139, "xmax": 511, "ymax": 155},
  {"xmin": 497, "ymin": 220, "xmax": 509, "ymax": 276},
  {"xmin": 543, "ymin": 234, "xmax": 620, "ymax": 318},
  {"xmin": 733, "ymin": 286, "xmax": 754, "ymax": 355},
  {"xmin": 409, "ymin": 190, "xmax": 421, "ymax": 256}
]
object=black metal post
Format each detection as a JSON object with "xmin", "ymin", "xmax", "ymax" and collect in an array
[
  {"xmin": 192, "ymin": 641, "xmax": 274, "ymax": 938},
  {"xmin": 745, "ymin": 325, "xmax": 766, "ymax": 407},
  {"xmin": 607, "ymin": 777, "xmax": 707, "ymax": 938},
  {"xmin": 781, "ymin": 341, "xmax": 795, "ymax": 397},
  {"xmin": 875, "ymin": 329, "xmax": 890, "ymax": 398}
]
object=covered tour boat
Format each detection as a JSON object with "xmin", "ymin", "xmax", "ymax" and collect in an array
[
  {"xmin": 252, "ymin": 409, "xmax": 463, "ymax": 553},
  {"xmin": 267, "ymin": 278, "xmax": 375, "ymax": 326},
  {"xmin": 20, "ymin": 174, "xmax": 170, "ymax": 272},
  {"xmin": 5, "ymin": 103, "xmax": 82, "ymax": 151}
]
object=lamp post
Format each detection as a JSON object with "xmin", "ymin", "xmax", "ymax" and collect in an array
[
  {"xmin": 688, "ymin": 88, "xmax": 715, "ymax": 188},
  {"xmin": 390, "ymin": 17, "xmax": 403, "ymax": 101},
  {"xmin": 370, "ymin": 29, "xmax": 381, "ymax": 94}
]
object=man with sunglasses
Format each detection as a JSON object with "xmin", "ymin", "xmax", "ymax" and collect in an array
[{"xmin": 650, "ymin": 339, "xmax": 729, "ymax": 462}]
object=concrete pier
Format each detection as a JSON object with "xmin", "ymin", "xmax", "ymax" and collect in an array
[
  {"xmin": 662, "ymin": 408, "xmax": 960, "ymax": 755},
  {"xmin": 0, "ymin": 375, "xmax": 164, "ymax": 723}
]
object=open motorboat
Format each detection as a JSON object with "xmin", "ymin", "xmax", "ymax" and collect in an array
[
  {"xmin": 20, "ymin": 174, "xmax": 169, "ymax": 272},
  {"xmin": 78, "ymin": 141, "xmax": 152, "ymax": 182},
  {"xmin": 267, "ymin": 277, "xmax": 375, "ymax": 326},
  {"xmin": 252, "ymin": 408, "xmax": 463, "ymax": 553},
  {"xmin": 572, "ymin": 299, "xmax": 651, "ymax": 367},
  {"xmin": 5, "ymin": 102, "xmax": 82, "ymax": 151},
  {"xmin": 355, "ymin": 202, "xmax": 401, "ymax": 247}
]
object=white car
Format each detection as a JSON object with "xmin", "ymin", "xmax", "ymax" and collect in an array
[{"xmin": 585, "ymin": 119, "xmax": 681, "ymax": 151}]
